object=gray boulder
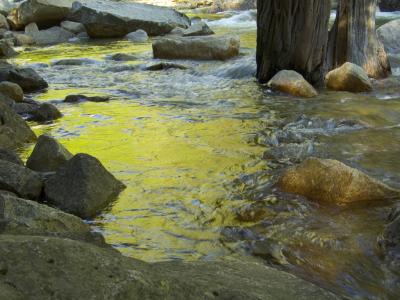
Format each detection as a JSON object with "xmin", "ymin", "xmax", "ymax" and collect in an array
[
  {"xmin": 183, "ymin": 21, "xmax": 214, "ymax": 37},
  {"xmin": 125, "ymin": 29, "xmax": 149, "ymax": 43},
  {"xmin": 0, "ymin": 147, "xmax": 23, "ymax": 165},
  {"xmin": 44, "ymin": 153, "xmax": 126, "ymax": 218},
  {"xmin": 0, "ymin": 101, "xmax": 36, "ymax": 149},
  {"xmin": 0, "ymin": 81, "xmax": 24, "ymax": 102},
  {"xmin": 277, "ymin": 158, "xmax": 400, "ymax": 204},
  {"xmin": 13, "ymin": 33, "xmax": 35, "ymax": 46},
  {"xmin": 0, "ymin": 193, "xmax": 105, "ymax": 245},
  {"xmin": 31, "ymin": 26, "xmax": 75, "ymax": 45},
  {"xmin": 27, "ymin": 135, "xmax": 73, "ymax": 172},
  {"xmin": 377, "ymin": 19, "xmax": 400, "ymax": 54},
  {"xmin": 267, "ymin": 70, "xmax": 318, "ymax": 98},
  {"xmin": 153, "ymin": 35, "xmax": 240, "ymax": 60},
  {"xmin": 0, "ymin": 235, "xmax": 338, "ymax": 300},
  {"xmin": 7, "ymin": 0, "xmax": 76, "ymax": 30},
  {"xmin": 60, "ymin": 20, "xmax": 85, "ymax": 34},
  {"xmin": 0, "ymin": 159, "xmax": 43, "ymax": 200},
  {"xmin": 325, "ymin": 62, "xmax": 372, "ymax": 93},
  {"xmin": 25, "ymin": 22, "xmax": 39, "ymax": 36},
  {"xmin": 68, "ymin": 0, "xmax": 190, "ymax": 38}
]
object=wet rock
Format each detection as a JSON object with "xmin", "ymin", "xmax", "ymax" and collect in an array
[
  {"xmin": 325, "ymin": 62, "xmax": 372, "ymax": 93},
  {"xmin": 61, "ymin": 20, "xmax": 86, "ymax": 34},
  {"xmin": 44, "ymin": 153, "xmax": 126, "ymax": 218},
  {"xmin": 213, "ymin": 55, "xmax": 256, "ymax": 79},
  {"xmin": 183, "ymin": 21, "xmax": 214, "ymax": 36},
  {"xmin": 0, "ymin": 81, "xmax": 23, "ymax": 102},
  {"xmin": 51, "ymin": 58, "xmax": 98, "ymax": 66},
  {"xmin": 153, "ymin": 35, "xmax": 240, "ymax": 61},
  {"xmin": 276, "ymin": 158, "xmax": 400, "ymax": 204},
  {"xmin": 29, "ymin": 102, "xmax": 62, "ymax": 122},
  {"xmin": 0, "ymin": 62, "xmax": 48, "ymax": 92},
  {"xmin": 107, "ymin": 53, "xmax": 137, "ymax": 61},
  {"xmin": 64, "ymin": 94, "xmax": 110, "ymax": 103},
  {"xmin": 235, "ymin": 202, "xmax": 273, "ymax": 223},
  {"xmin": 0, "ymin": 193, "xmax": 105, "ymax": 246},
  {"xmin": 125, "ymin": 29, "xmax": 148, "ymax": 43},
  {"xmin": 0, "ymin": 235, "xmax": 338, "ymax": 300},
  {"xmin": 0, "ymin": 101, "xmax": 36, "ymax": 149},
  {"xmin": 7, "ymin": 0, "xmax": 75, "ymax": 30},
  {"xmin": 0, "ymin": 13, "xmax": 9, "ymax": 30},
  {"xmin": 0, "ymin": 147, "xmax": 23, "ymax": 165},
  {"xmin": 0, "ymin": 39, "xmax": 17, "ymax": 57},
  {"xmin": 263, "ymin": 141, "xmax": 316, "ymax": 165},
  {"xmin": 267, "ymin": 70, "xmax": 318, "ymax": 98},
  {"xmin": 68, "ymin": 0, "xmax": 190, "ymax": 38},
  {"xmin": 31, "ymin": 26, "xmax": 75, "ymax": 45},
  {"xmin": 377, "ymin": 19, "xmax": 400, "ymax": 54},
  {"xmin": 145, "ymin": 62, "xmax": 188, "ymax": 71},
  {"xmin": 13, "ymin": 33, "xmax": 35, "ymax": 46},
  {"xmin": 0, "ymin": 159, "xmax": 43, "ymax": 200},
  {"xmin": 27, "ymin": 135, "xmax": 73, "ymax": 172}
]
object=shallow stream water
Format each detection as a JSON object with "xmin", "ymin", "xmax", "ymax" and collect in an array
[{"xmin": 13, "ymin": 10, "xmax": 400, "ymax": 299}]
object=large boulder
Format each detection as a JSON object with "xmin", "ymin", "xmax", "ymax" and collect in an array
[
  {"xmin": 267, "ymin": 70, "xmax": 318, "ymax": 98},
  {"xmin": 325, "ymin": 62, "xmax": 372, "ymax": 93},
  {"xmin": 153, "ymin": 35, "xmax": 240, "ymax": 60},
  {"xmin": 0, "ymin": 193, "xmax": 105, "ymax": 245},
  {"xmin": 276, "ymin": 158, "xmax": 400, "ymax": 204},
  {"xmin": 7, "ymin": 0, "xmax": 76, "ymax": 30},
  {"xmin": 30, "ymin": 26, "xmax": 75, "ymax": 45},
  {"xmin": 0, "ymin": 61, "xmax": 48, "ymax": 92},
  {"xmin": 44, "ymin": 153, "xmax": 126, "ymax": 218},
  {"xmin": 0, "ymin": 159, "xmax": 43, "ymax": 200},
  {"xmin": 0, "ymin": 235, "xmax": 338, "ymax": 300},
  {"xmin": 377, "ymin": 19, "xmax": 400, "ymax": 54},
  {"xmin": 68, "ymin": 0, "xmax": 190, "ymax": 38},
  {"xmin": 27, "ymin": 135, "xmax": 73, "ymax": 172},
  {"xmin": 0, "ymin": 81, "xmax": 24, "ymax": 102},
  {"xmin": 0, "ymin": 101, "xmax": 36, "ymax": 149}
]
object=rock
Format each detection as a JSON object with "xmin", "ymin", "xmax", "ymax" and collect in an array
[
  {"xmin": 24, "ymin": 22, "xmax": 39, "ymax": 36},
  {"xmin": 168, "ymin": 27, "xmax": 185, "ymax": 36},
  {"xmin": 61, "ymin": 20, "xmax": 85, "ymax": 34},
  {"xmin": 235, "ymin": 202, "xmax": 273, "ymax": 223},
  {"xmin": 0, "ymin": 81, "xmax": 24, "ymax": 102},
  {"xmin": 51, "ymin": 58, "xmax": 98, "ymax": 66},
  {"xmin": 183, "ymin": 21, "xmax": 214, "ymax": 37},
  {"xmin": 377, "ymin": 19, "xmax": 400, "ymax": 54},
  {"xmin": 0, "ymin": 193, "xmax": 105, "ymax": 246},
  {"xmin": 267, "ymin": 70, "xmax": 318, "ymax": 98},
  {"xmin": 0, "ymin": 13, "xmax": 9, "ymax": 30},
  {"xmin": 153, "ymin": 35, "xmax": 240, "ymax": 61},
  {"xmin": 27, "ymin": 135, "xmax": 73, "ymax": 172},
  {"xmin": 64, "ymin": 94, "xmax": 110, "ymax": 103},
  {"xmin": 0, "ymin": 0, "xmax": 16, "ymax": 16},
  {"xmin": 68, "ymin": 0, "xmax": 190, "ymax": 38},
  {"xmin": 125, "ymin": 29, "xmax": 148, "ymax": 43},
  {"xmin": 44, "ymin": 153, "xmax": 126, "ymax": 218},
  {"xmin": 0, "ymin": 147, "xmax": 23, "ymax": 165},
  {"xmin": 0, "ymin": 235, "xmax": 338, "ymax": 300},
  {"xmin": 29, "ymin": 102, "xmax": 62, "ymax": 122},
  {"xmin": 0, "ymin": 101, "xmax": 36, "ymax": 149},
  {"xmin": 7, "ymin": 0, "xmax": 76, "ymax": 30},
  {"xmin": 0, "ymin": 159, "xmax": 43, "ymax": 200},
  {"xmin": 31, "ymin": 26, "xmax": 75, "ymax": 45},
  {"xmin": 0, "ymin": 61, "xmax": 48, "ymax": 92},
  {"xmin": 0, "ymin": 39, "xmax": 17, "ymax": 57},
  {"xmin": 325, "ymin": 62, "xmax": 372, "ymax": 93},
  {"xmin": 13, "ymin": 33, "xmax": 35, "ymax": 46},
  {"xmin": 381, "ymin": 206, "xmax": 400, "ymax": 251},
  {"xmin": 276, "ymin": 158, "xmax": 400, "ymax": 204},
  {"xmin": 145, "ymin": 62, "xmax": 188, "ymax": 71},
  {"xmin": 0, "ymin": 91, "xmax": 15, "ymax": 106},
  {"xmin": 107, "ymin": 53, "xmax": 137, "ymax": 61}
]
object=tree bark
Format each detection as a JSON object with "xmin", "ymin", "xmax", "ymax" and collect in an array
[
  {"xmin": 256, "ymin": 0, "xmax": 330, "ymax": 85},
  {"xmin": 326, "ymin": 0, "xmax": 391, "ymax": 78}
]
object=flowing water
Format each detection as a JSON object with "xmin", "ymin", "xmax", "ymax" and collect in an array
[{"xmin": 12, "ymin": 10, "xmax": 400, "ymax": 299}]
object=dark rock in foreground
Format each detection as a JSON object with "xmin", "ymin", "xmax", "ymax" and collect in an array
[
  {"xmin": 68, "ymin": 0, "xmax": 190, "ymax": 38},
  {"xmin": 44, "ymin": 153, "xmax": 126, "ymax": 218},
  {"xmin": 0, "ymin": 235, "xmax": 338, "ymax": 299},
  {"xmin": 0, "ymin": 147, "xmax": 23, "ymax": 165},
  {"xmin": 27, "ymin": 135, "xmax": 73, "ymax": 172}
]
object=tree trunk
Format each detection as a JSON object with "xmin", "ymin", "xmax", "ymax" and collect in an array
[
  {"xmin": 256, "ymin": 0, "xmax": 330, "ymax": 85},
  {"xmin": 326, "ymin": 0, "xmax": 391, "ymax": 78}
]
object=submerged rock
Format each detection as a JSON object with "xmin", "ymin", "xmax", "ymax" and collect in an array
[
  {"xmin": 145, "ymin": 62, "xmax": 188, "ymax": 71},
  {"xmin": 44, "ymin": 153, "xmax": 126, "ymax": 218},
  {"xmin": 106, "ymin": 53, "xmax": 137, "ymax": 61},
  {"xmin": 377, "ymin": 19, "xmax": 400, "ymax": 54},
  {"xmin": 0, "ymin": 101, "xmax": 36, "ymax": 149},
  {"xmin": 0, "ymin": 159, "xmax": 43, "ymax": 200},
  {"xmin": 51, "ymin": 58, "xmax": 98, "ymax": 66},
  {"xmin": 64, "ymin": 94, "xmax": 110, "ymax": 103},
  {"xmin": 0, "ymin": 235, "xmax": 338, "ymax": 299},
  {"xmin": 276, "ymin": 158, "xmax": 400, "ymax": 204},
  {"xmin": 68, "ymin": 0, "xmax": 190, "ymax": 38},
  {"xmin": 0, "ymin": 62, "xmax": 48, "ymax": 92},
  {"xmin": 153, "ymin": 35, "xmax": 240, "ymax": 61},
  {"xmin": 325, "ymin": 62, "xmax": 372, "ymax": 93},
  {"xmin": 0, "ymin": 194, "xmax": 105, "ymax": 245},
  {"xmin": 267, "ymin": 70, "xmax": 318, "ymax": 98},
  {"xmin": 27, "ymin": 135, "xmax": 73, "ymax": 172}
]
